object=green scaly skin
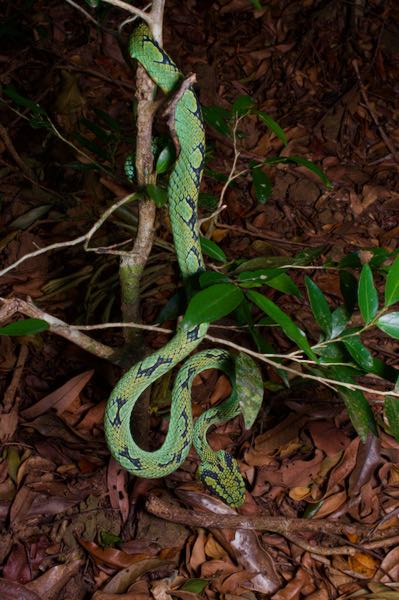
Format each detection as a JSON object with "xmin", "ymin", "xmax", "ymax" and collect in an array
[{"xmin": 105, "ymin": 24, "xmax": 245, "ymax": 508}]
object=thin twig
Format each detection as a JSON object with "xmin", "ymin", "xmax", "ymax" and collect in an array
[
  {"xmin": 1, "ymin": 306, "xmax": 394, "ymax": 400},
  {"xmin": 0, "ymin": 193, "xmax": 137, "ymax": 279}
]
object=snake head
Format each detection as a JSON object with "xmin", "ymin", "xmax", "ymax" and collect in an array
[{"xmin": 198, "ymin": 450, "xmax": 245, "ymax": 508}]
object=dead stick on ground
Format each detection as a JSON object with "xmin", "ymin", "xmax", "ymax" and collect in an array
[{"xmin": 145, "ymin": 495, "xmax": 399, "ymax": 556}]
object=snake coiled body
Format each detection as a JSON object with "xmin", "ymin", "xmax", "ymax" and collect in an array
[{"xmin": 105, "ymin": 25, "xmax": 245, "ymax": 507}]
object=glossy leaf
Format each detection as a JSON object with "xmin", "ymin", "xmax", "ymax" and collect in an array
[
  {"xmin": 263, "ymin": 155, "xmax": 331, "ymax": 188},
  {"xmin": 266, "ymin": 273, "xmax": 301, "ymax": 297},
  {"xmin": 3, "ymin": 85, "xmax": 47, "ymax": 114},
  {"xmin": 198, "ymin": 192, "xmax": 218, "ymax": 210},
  {"xmin": 181, "ymin": 284, "xmax": 244, "ymax": 329},
  {"xmin": 358, "ymin": 264, "xmax": 378, "ymax": 324},
  {"xmin": 329, "ymin": 365, "xmax": 377, "ymax": 440},
  {"xmin": 156, "ymin": 289, "xmax": 186, "ymax": 322},
  {"xmin": 0, "ymin": 318, "xmax": 49, "ymax": 336},
  {"xmin": 385, "ymin": 256, "xmax": 399, "ymax": 307},
  {"xmin": 340, "ymin": 388, "xmax": 377, "ymax": 441},
  {"xmin": 339, "ymin": 270, "xmax": 358, "ymax": 315},
  {"xmin": 199, "ymin": 236, "xmax": 227, "ymax": 263},
  {"xmin": 251, "ymin": 164, "xmax": 272, "ymax": 203},
  {"xmin": 305, "ymin": 276, "xmax": 332, "ymax": 336},
  {"xmin": 331, "ymin": 306, "xmax": 349, "ymax": 338},
  {"xmin": 232, "ymin": 95, "xmax": 254, "ymax": 115},
  {"xmin": 155, "ymin": 144, "xmax": 175, "ymax": 174},
  {"xmin": 247, "ymin": 290, "xmax": 317, "ymax": 360},
  {"xmin": 202, "ymin": 106, "xmax": 231, "ymax": 137},
  {"xmin": 199, "ymin": 271, "xmax": 230, "ymax": 288},
  {"xmin": 235, "ymin": 352, "xmax": 263, "ymax": 429},
  {"xmin": 343, "ymin": 337, "xmax": 374, "ymax": 370},
  {"xmin": 376, "ymin": 312, "xmax": 399, "ymax": 339},
  {"xmin": 237, "ymin": 268, "xmax": 282, "ymax": 288},
  {"xmin": 384, "ymin": 396, "xmax": 399, "ymax": 442},
  {"xmin": 257, "ymin": 111, "xmax": 287, "ymax": 145},
  {"xmin": 146, "ymin": 184, "xmax": 168, "ymax": 207}
]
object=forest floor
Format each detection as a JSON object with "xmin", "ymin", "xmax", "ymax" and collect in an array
[{"xmin": 1, "ymin": 0, "xmax": 399, "ymax": 598}]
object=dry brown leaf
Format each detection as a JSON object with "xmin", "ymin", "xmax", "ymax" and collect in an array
[
  {"xmin": 26, "ymin": 557, "xmax": 82, "ymax": 600},
  {"xmin": 348, "ymin": 552, "xmax": 379, "ymax": 578},
  {"xmin": 189, "ymin": 529, "xmax": 206, "ymax": 572},
  {"xmin": 107, "ymin": 458, "xmax": 129, "ymax": 523},
  {"xmin": 0, "ymin": 579, "xmax": 41, "ymax": 600},
  {"xmin": 78, "ymin": 539, "xmax": 152, "ymax": 569},
  {"xmin": 204, "ymin": 534, "xmax": 228, "ymax": 560},
  {"xmin": 102, "ymin": 559, "xmax": 175, "ymax": 594},
  {"xmin": 21, "ymin": 370, "xmax": 94, "ymax": 419}
]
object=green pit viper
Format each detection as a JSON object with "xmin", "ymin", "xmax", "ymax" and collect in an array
[{"xmin": 103, "ymin": 23, "xmax": 247, "ymax": 507}]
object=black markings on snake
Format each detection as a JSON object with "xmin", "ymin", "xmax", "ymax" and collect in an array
[
  {"xmin": 186, "ymin": 325, "xmax": 200, "ymax": 342},
  {"xmin": 181, "ymin": 366, "xmax": 197, "ymax": 390},
  {"xmin": 119, "ymin": 446, "xmax": 142, "ymax": 470},
  {"xmin": 109, "ymin": 395, "xmax": 128, "ymax": 427},
  {"xmin": 137, "ymin": 355, "xmax": 173, "ymax": 377},
  {"xmin": 180, "ymin": 195, "xmax": 199, "ymax": 240}
]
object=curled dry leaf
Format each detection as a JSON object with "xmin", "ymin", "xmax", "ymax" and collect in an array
[
  {"xmin": 102, "ymin": 558, "xmax": 176, "ymax": 594},
  {"xmin": 78, "ymin": 539, "xmax": 154, "ymax": 569},
  {"xmin": 21, "ymin": 370, "xmax": 94, "ymax": 420}
]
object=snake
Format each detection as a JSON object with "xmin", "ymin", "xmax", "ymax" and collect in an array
[{"xmin": 104, "ymin": 23, "xmax": 245, "ymax": 508}]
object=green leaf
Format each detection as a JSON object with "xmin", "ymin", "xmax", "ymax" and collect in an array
[
  {"xmin": 250, "ymin": 0, "xmax": 263, "ymax": 8},
  {"xmin": 305, "ymin": 276, "xmax": 332, "ymax": 336},
  {"xmin": 358, "ymin": 264, "xmax": 378, "ymax": 324},
  {"xmin": 3, "ymin": 85, "xmax": 47, "ymax": 115},
  {"xmin": 146, "ymin": 184, "xmax": 168, "ymax": 207},
  {"xmin": 286, "ymin": 156, "xmax": 332, "ymax": 188},
  {"xmin": 0, "ymin": 318, "xmax": 49, "ymax": 336},
  {"xmin": 256, "ymin": 111, "xmax": 287, "ymax": 145},
  {"xmin": 339, "ymin": 270, "xmax": 358, "ymax": 315},
  {"xmin": 156, "ymin": 289, "xmax": 186, "ymax": 322},
  {"xmin": 251, "ymin": 164, "xmax": 272, "ymax": 204},
  {"xmin": 180, "ymin": 579, "xmax": 208, "ymax": 593},
  {"xmin": 339, "ymin": 387, "xmax": 377, "ymax": 441},
  {"xmin": 181, "ymin": 284, "xmax": 244, "ymax": 329},
  {"xmin": 9, "ymin": 205, "xmax": 52, "ymax": 230},
  {"xmin": 235, "ymin": 352, "xmax": 263, "ymax": 429},
  {"xmin": 199, "ymin": 271, "xmax": 230, "ymax": 288},
  {"xmin": 376, "ymin": 312, "xmax": 399, "ymax": 339},
  {"xmin": 385, "ymin": 256, "xmax": 399, "ymax": 307},
  {"xmin": 237, "ymin": 268, "xmax": 282, "ymax": 288},
  {"xmin": 199, "ymin": 236, "xmax": 227, "ymax": 263},
  {"xmin": 99, "ymin": 530, "xmax": 121, "ymax": 547},
  {"xmin": 247, "ymin": 290, "xmax": 317, "ymax": 360},
  {"xmin": 328, "ymin": 365, "xmax": 377, "ymax": 440},
  {"xmin": 331, "ymin": 306, "xmax": 350, "ymax": 338},
  {"xmin": 232, "ymin": 95, "xmax": 254, "ymax": 115},
  {"xmin": 198, "ymin": 192, "xmax": 218, "ymax": 210},
  {"xmin": 155, "ymin": 144, "xmax": 175, "ymax": 174},
  {"xmin": 343, "ymin": 336, "xmax": 374, "ymax": 370},
  {"xmin": 384, "ymin": 396, "xmax": 399, "ymax": 442},
  {"xmin": 202, "ymin": 106, "xmax": 231, "ymax": 137},
  {"xmin": 266, "ymin": 273, "xmax": 301, "ymax": 297}
]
